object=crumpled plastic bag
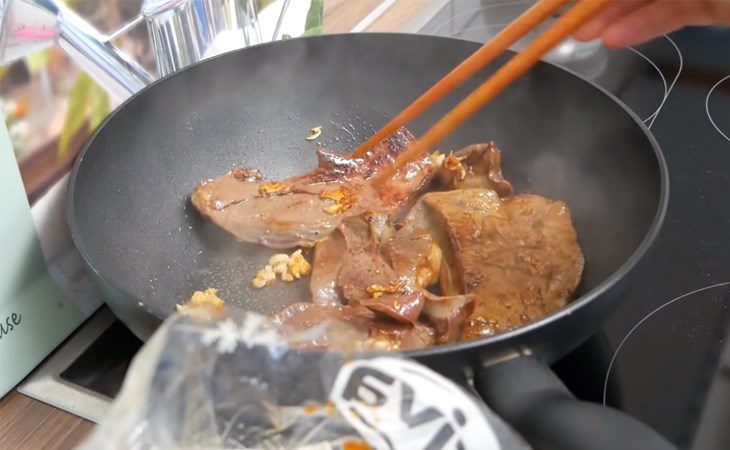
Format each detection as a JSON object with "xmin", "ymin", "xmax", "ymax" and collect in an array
[{"xmin": 79, "ymin": 310, "xmax": 530, "ymax": 450}]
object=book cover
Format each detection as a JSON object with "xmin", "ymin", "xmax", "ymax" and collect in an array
[{"xmin": 0, "ymin": 117, "xmax": 86, "ymax": 397}]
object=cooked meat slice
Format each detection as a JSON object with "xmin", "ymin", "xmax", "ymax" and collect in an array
[
  {"xmin": 356, "ymin": 291, "xmax": 425, "ymax": 325},
  {"xmin": 271, "ymin": 302, "xmax": 434, "ymax": 350},
  {"xmin": 368, "ymin": 321, "xmax": 435, "ymax": 350},
  {"xmin": 192, "ymin": 173, "xmax": 376, "ymax": 249},
  {"xmin": 192, "ymin": 127, "xmax": 436, "ymax": 248},
  {"xmin": 338, "ymin": 249, "xmax": 398, "ymax": 302},
  {"xmin": 437, "ymin": 143, "xmax": 513, "ymax": 197},
  {"xmin": 421, "ymin": 292, "xmax": 475, "ymax": 344},
  {"xmin": 314, "ymin": 127, "xmax": 414, "ymax": 179},
  {"xmin": 380, "ymin": 205, "xmax": 474, "ymax": 342},
  {"xmin": 339, "ymin": 214, "xmax": 374, "ymax": 249},
  {"xmin": 310, "ymin": 214, "xmax": 399, "ymax": 306},
  {"xmin": 375, "ymin": 153, "xmax": 438, "ymax": 210},
  {"xmin": 384, "ymin": 201, "xmax": 443, "ymax": 292},
  {"xmin": 364, "ymin": 212, "xmax": 393, "ymax": 247},
  {"xmin": 337, "ymin": 218, "xmax": 400, "ymax": 302},
  {"xmin": 420, "ymin": 189, "xmax": 583, "ymax": 339},
  {"xmin": 317, "ymin": 128, "xmax": 436, "ymax": 207},
  {"xmin": 310, "ymin": 230, "xmax": 347, "ymax": 305}
]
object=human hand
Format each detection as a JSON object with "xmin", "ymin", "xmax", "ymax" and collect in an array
[{"xmin": 574, "ymin": 0, "xmax": 730, "ymax": 48}]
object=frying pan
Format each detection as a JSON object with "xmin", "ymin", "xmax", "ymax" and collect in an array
[{"xmin": 68, "ymin": 33, "xmax": 671, "ymax": 449}]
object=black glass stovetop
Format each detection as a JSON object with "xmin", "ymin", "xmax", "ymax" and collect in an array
[{"xmin": 60, "ymin": 3, "xmax": 730, "ymax": 449}]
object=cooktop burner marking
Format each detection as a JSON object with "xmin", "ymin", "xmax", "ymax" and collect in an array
[
  {"xmin": 636, "ymin": 35, "xmax": 683, "ymax": 129},
  {"xmin": 706, "ymin": 74, "xmax": 730, "ymax": 143},
  {"xmin": 628, "ymin": 46, "xmax": 667, "ymax": 126},
  {"xmin": 451, "ymin": 23, "xmax": 511, "ymax": 35},
  {"xmin": 602, "ymin": 281, "xmax": 730, "ymax": 406},
  {"xmin": 429, "ymin": 2, "xmax": 682, "ymax": 130}
]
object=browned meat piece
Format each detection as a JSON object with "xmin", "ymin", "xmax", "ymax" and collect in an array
[
  {"xmin": 339, "ymin": 213, "xmax": 377, "ymax": 249},
  {"xmin": 420, "ymin": 189, "xmax": 584, "ymax": 339},
  {"xmin": 192, "ymin": 127, "xmax": 437, "ymax": 249},
  {"xmin": 384, "ymin": 200, "xmax": 443, "ymax": 293},
  {"xmin": 338, "ymin": 250, "xmax": 398, "ymax": 302},
  {"xmin": 192, "ymin": 175, "xmax": 371, "ymax": 248},
  {"xmin": 364, "ymin": 212, "xmax": 393, "ymax": 246},
  {"xmin": 308, "ymin": 213, "xmax": 466, "ymax": 341},
  {"xmin": 310, "ymin": 215, "xmax": 400, "ymax": 305},
  {"xmin": 337, "ymin": 218, "xmax": 400, "ymax": 302},
  {"xmin": 308, "ymin": 204, "xmax": 465, "ymax": 341},
  {"xmin": 383, "ymin": 203, "xmax": 474, "ymax": 342},
  {"xmin": 437, "ymin": 143, "xmax": 513, "ymax": 197},
  {"xmin": 369, "ymin": 321, "xmax": 435, "ymax": 350},
  {"xmin": 421, "ymin": 292, "xmax": 475, "ymax": 344},
  {"xmin": 310, "ymin": 230, "xmax": 347, "ymax": 305},
  {"xmin": 356, "ymin": 291, "xmax": 425, "ymax": 325},
  {"xmin": 271, "ymin": 302, "xmax": 434, "ymax": 350}
]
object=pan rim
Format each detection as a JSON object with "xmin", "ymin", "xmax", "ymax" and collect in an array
[{"xmin": 66, "ymin": 32, "xmax": 669, "ymax": 357}]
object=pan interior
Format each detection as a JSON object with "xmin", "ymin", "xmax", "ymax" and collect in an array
[{"xmin": 70, "ymin": 33, "xmax": 662, "ymax": 323}]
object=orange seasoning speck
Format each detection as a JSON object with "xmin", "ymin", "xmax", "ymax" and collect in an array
[
  {"xmin": 366, "ymin": 280, "xmax": 406, "ymax": 298},
  {"xmin": 320, "ymin": 186, "xmax": 356, "ymax": 214},
  {"xmin": 343, "ymin": 441, "xmax": 372, "ymax": 450},
  {"xmin": 258, "ymin": 182, "xmax": 287, "ymax": 196},
  {"xmin": 13, "ymin": 101, "xmax": 28, "ymax": 118},
  {"xmin": 304, "ymin": 404, "xmax": 320, "ymax": 415}
]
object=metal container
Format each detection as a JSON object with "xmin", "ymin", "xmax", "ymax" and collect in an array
[
  {"xmin": 142, "ymin": 0, "xmax": 262, "ymax": 77},
  {"xmin": 0, "ymin": 0, "xmax": 268, "ymax": 100}
]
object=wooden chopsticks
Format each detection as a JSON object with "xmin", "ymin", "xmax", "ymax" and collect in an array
[
  {"xmin": 367, "ymin": 0, "xmax": 612, "ymax": 184},
  {"xmin": 353, "ymin": 0, "xmax": 569, "ymax": 158}
]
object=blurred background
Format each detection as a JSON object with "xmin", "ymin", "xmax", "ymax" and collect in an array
[
  {"xmin": 1, "ymin": 0, "xmax": 399, "ymax": 204},
  {"xmin": 2, "ymin": 0, "xmax": 153, "ymax": 202}
]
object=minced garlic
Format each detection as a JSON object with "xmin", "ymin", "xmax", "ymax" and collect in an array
[
  {"xmin": 416, "ymin": 243, "xmax": 443, "ymax": 288},
  {"xmin": 430, "ymin": 150, "xmax": 446, "ymax": 167},
  {"xmin": 252, "ymin": 249, "xmax": 312, "ymax": 288},
  {"xmin": 269, "ymin": 254, "xmax": 290, "ymax": 276},
  {"xmin": 443, "ymin": 153, "xmax": 467, "ymax": 180},
  {"xmin": 252, "ymin": 265, "xmax": 276, "ymax": 288},
  {"xmin": 176, "ymin": 288, "xmax": 225, "ymax": 317},
  {"xmin": 306, "ymin": 126, "xmax": 322, "ymax": 141},
  {"xmin": 288, "ymin": 249, "xmax": 312, "ymax": 279}
]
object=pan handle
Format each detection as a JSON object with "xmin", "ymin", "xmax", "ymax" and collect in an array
[{"xmin": 474, "ymin": 355, "xmax": 676, "ymax": 450}]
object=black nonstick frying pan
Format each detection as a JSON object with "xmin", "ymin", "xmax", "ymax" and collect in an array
[{"xmin": 68, "ymin": 33, "xmax": 671, "ymax": 449}]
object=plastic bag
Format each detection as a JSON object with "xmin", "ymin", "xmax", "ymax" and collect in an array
[{"xmin": 79, "ymin": 310, "xmax": 530, "ymax": 450}]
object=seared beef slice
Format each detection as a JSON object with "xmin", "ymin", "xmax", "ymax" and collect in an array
[
  {"xmin": 420, "ymin": 189, "xmax": 584, "ymax": 338},
  {"xmin": 191, "ymin": 127, "xmax": 436, "ymax": 249}
]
